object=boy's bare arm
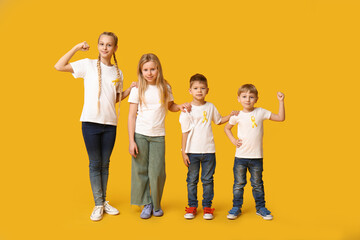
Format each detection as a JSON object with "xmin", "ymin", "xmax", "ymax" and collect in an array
[
  {"xmin": 270, "ymin": 92, "xmax": 285, "ymax": 122},
  {"xmin": 181, "ymin": 132, "xmax": 190, "ymax": 167},
  {"xmin": 219, "ymin": 111, "xmax": 239, "ymax": 124},
  {"xmin": 224, "ymin": 123, "xmax": 242, "ymax": 147}
]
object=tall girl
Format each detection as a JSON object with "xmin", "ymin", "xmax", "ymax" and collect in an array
[
  {"xmin": 128, "ymin": 53, "xmax": 189, "ymax": 219},
  {"xmin": 54, "ymin": 32, "xmax": 135, "ymax": 221}
]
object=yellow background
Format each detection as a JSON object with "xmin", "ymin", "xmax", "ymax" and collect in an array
[{"xmin": 1, "ymin": 0, "xmax": 359, "ymax": 239}]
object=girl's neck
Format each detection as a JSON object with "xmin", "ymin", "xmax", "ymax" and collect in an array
[
  {"xmin": 100, "ymin": 57, "xmax": 112, "ymax": 66},
  {"xmin": 191, "ymin": 99, "xmax": 206, "ymax": 106}
]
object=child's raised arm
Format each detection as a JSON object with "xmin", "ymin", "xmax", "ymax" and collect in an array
[
  {"xmin": 54, "ymin": 42, "xmax": 90, "ymax": 72},
  {"xmin": 270, "ymin": 92, "xmax": 285, "ymax": 122},
  {"xmin": 224, "ymin": 123, "xmax": 242, "ymax": 148}
]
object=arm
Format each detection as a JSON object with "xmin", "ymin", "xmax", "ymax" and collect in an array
[
  {"xmin": 269, "ymin": 92, "xmax": 285, "ymax": 122},
  {"xmin": 219, "ymin": 111, "xmax": 239, "ymax": 125},
  {"xmin": 117, "ymin": 82, "xmax": 138, "ymax": 102},
  {"xmin": 224, "ymin": 123, "xmax": 242, "ymax": 148},
  {"xmin": 168, "ymin": 101, "xmax": 191, "ymax": 113},
  {"xmin": 181, "ymin": 132, "xmax": 190, "ymax": 167},
  {"xmin": 54, "ymin": 42, "xmax": 89, "ymax": 72},
  {"xmin": 128, "ymin": 103, "xmax": 139, "ymax": 157}
]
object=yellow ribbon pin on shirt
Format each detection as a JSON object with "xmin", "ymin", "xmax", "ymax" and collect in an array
[
  {"xmin": 251, "ymin": 116, "xmax": 257, "ymax": 128},
  {"xmin": 112, "ymin": 79, "xmax": 120, "ymax": 86},
  {"xmin": 202, "ymin": 111, "xmax": 208, "ymax": 123}
]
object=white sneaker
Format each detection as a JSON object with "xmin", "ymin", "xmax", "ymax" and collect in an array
[
  {"xmin": 90, "ymin": 206, "xmax": 104, "ymax": 221},
  {"xmin": 104, "ymin": 201, "xmax": 119, "ymax": 215}
]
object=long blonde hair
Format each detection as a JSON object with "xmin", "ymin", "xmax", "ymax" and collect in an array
[
  {"xmin": 96, "ymin": 32, "xmax": 123, "ymax": 117},
  {"xmin": 137, "ymin": 53, "xmax": 170, "ymax": 109}
]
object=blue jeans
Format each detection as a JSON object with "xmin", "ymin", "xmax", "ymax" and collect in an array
[
  {"xmin": 186, "ymin": 153, "xmax": 216, "ymax": 208},
  {"xmin": 82, "ymin": 122, "xmax": 116, "ymax": 206},
  {"xmin": 232, "ymin": 158, "xmax": 265, "ymax": 210}
]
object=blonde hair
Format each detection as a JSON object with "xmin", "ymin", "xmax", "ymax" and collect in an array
[
  {"xmin": 137, "ymin": 53, "xmax": 170, "ymax": 109},
  {"xmin": 96, "ymin": 32, "xmax": 123, "ymax": 118},
  {"xmin": 237, "ymin": 84, "xmax": 258, "ymax": 98}
]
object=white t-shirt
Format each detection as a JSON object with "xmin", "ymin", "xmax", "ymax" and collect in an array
[
  {"xmin": 179, "ymin": 102, "xmax": 222, "ymax": 153},
  {"xmin": 128, "ymin": 84, "xmax": 174, "ymax": 136},
  {"xmin": 70, "ymin": 58, "xmax": 123, "ymax": 126},
  {"xmin": 229, "ymin": 107, "xmax": 271, "ymax": 158}
]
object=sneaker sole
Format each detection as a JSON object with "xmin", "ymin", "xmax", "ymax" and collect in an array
[
  {"xmin": 184, "ymin": 215, "xmax": 195, "ymax": 219},
  {"xmin": 105, "ymin": 210, "xmax": 119, "ymax": 215},
  {"xmin": 90, "ymin": 216, "xmax": 103, "ymax": 221},
  {"xmin": 256, "ymin": 212, "xmax": 273, "ymax": 220},
  {"xmin": 153, "ymin": 213, "xmax": 164, "ymax": 217},
  {"xmin": 203, "ymin": 216, "xmax": 214, "ymax": 220},
  {"xmin": 227, "ymin": 214, "xmax": 239, "ymax": 220}
]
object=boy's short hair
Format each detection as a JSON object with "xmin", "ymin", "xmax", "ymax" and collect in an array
[
  {"xmin": 237, "ymin": 84, "xmax": 258, "ymax": 98},
  {"xmin": 190, "ymin": 73, "xmax": 208, "ymax": 87}
]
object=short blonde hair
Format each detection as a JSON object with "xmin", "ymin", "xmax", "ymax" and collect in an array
[{"xmin": 237, "ymin": 84, "xmax": 258, "ymax": 98}]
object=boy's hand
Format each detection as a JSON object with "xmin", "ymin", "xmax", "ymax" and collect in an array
[
  {"xmin": 232, "ymin": 138, "xmax": 242, "ymax": 148},
  {"xmin": 182, "ymin": 153, "xmax": 190, "ymax": 167},
  {"xmin": 230, "ymin": 110, "xmax": 239, "ymax": 116},
  {"xmin": 277, "ymin": 92, "xmax": 285, "ymax": 101}
]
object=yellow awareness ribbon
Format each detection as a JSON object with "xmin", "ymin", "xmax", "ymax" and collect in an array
[
  {"xmin": 251, "ymin": 116, "xmax": 257, "ymax": 128},
  {"xmin": 112, "ymin": 79, "xmax": 120, "ymax": 86},
  {"xmin": 202, "ymin": 111, "xmax": 208, "ymax": 123}
]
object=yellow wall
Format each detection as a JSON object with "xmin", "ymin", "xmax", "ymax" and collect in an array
[{"xmin": 0, "ymin": 0, "xmax": 359, "ymax": 239}]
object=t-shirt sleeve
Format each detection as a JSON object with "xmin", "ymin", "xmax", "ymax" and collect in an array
[
  {"xmin": 179, "ymin": 112, "xmax": 193, "ymax": 133},
  {"xmin": 229, "ymin": 115, "xmax": 238, "ymax": 125},
  {"xmin": 167, "ymin": 84, "xmax": 174, "ymax": 101},
  {"xmin": 260, "ymin": 108, "xmax": 272, "ymax": 120},
  {"xmin": 212, "ymin": 104, "xmax": 222, "ymax": 125},
  {"xmin": 128, "ymin": 87, "xmax": 139, "ymax": 103},
  {"xmin": 70, "ymin": 58, "xmax": 89, "ymax": 79}
]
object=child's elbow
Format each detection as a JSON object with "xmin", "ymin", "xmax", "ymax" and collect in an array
[{"xmin": 54, "ymin": 64, "xmax": 63, "ymax": 71}]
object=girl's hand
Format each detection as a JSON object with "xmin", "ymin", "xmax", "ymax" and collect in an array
[
  {"xmin": 232, "ymin": 138, "xmax": 242, "ymax": 148},
  {"xmin": 277, "ymin": 92, "xmax": 285, "ymax": 101},
  {"xmin": 129, "ymin": 141, "xmax": 139, "ymax": 157},
  {"xmin": 180, "ymin": 102, "xmax": 192, "ymax": 113},
  {"xmin": 230, "ymin": 110, "xmax": 239, "ymax": 116},
  {"xmin": 130, "ymin": 81, "xmax": 138, "ymax": 88},
  {"xmin": 75, "ymin": 41, "xmax": 90, "ymax": 51},
  {"xmin": 182, "ymin": 154, "xmax": 190, "ymax": 167}
]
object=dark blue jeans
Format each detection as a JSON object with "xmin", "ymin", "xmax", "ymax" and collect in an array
[
  {"xmin": 82, "ymin": 122, "xmax": 116, "ymax": 206},
  {"xmin": 186, "ymin": 153, "xmax": 216, "ymax": 208},
  {"xmin": 232, "ymin": 158, "xmax": 265, "ymax": 210}
]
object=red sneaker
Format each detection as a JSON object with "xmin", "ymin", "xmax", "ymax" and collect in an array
[
  {"xmin": 203, "ymin": 207, "xmax": 214, "ymax": 220},
  {"xmin": 184, "ymin": 206, "xmax": 197, "ymax": 219}
]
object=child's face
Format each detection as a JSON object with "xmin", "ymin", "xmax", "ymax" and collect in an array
[
  {"xmin": 189, "ymin": 81, "xmax": 209, "ymax": 102},
  {"xmin": 238, "ymin": 91, "xmax": 258, "ymax": 111},
  {"xmin": 141, "ymin": 61, "xmax": 158, "ymax": 85},
  {"xmin": 97, "ymin": 35, "xmax": 117, "ymax": 60}
]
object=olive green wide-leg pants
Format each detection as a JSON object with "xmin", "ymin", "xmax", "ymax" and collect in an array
[{"xmin": 131, "ymin": 133, "xmax": 166, "ymax": 211}]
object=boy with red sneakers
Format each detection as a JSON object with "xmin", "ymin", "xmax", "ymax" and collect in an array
[{"xmin": 179, "ymin": 74, "xmax": 237, "ymax": 220}]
